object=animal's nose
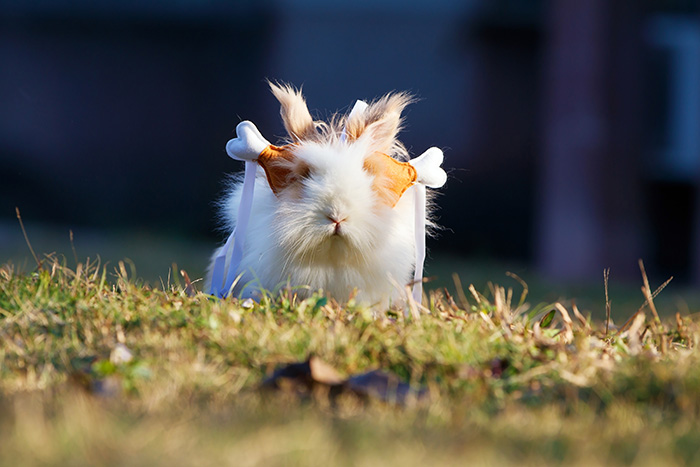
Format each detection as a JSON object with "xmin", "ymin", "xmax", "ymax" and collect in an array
[{"xmin": 326, "ymin": 215, "xmax": 347, "ymax": 234}]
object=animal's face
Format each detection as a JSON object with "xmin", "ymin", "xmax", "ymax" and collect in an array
[
  {"xmin": 248, "ymin": 84, "xmax": 423, "ymax": 269},
  {"xmin": 272, "ymin": 142, "xmax": 390, "ymax": 266}
]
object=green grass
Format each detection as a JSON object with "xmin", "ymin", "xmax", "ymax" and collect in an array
[{"xmin": 2, "ymin": 253, "xmax": 700, "ymax": 466}]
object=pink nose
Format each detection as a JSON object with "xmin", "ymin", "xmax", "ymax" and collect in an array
[{"xmin": 327, "ymin": 216, "xmax": 346, "ymax": 234}]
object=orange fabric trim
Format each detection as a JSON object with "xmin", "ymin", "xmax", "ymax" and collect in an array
[
  {"xmin": 363, "ymin": 152, "xmax": 417, "ymax": 207},
  {"xmin": 256, "ymin": 145, "xmax": 416, "ymax": 207},
  {"xmin": 257, "ymin": 144, "xmax": 296, "ymax": 194}
]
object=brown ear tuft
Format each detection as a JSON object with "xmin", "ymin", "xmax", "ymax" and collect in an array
[{"xmin": 268, "ymin": 81, "xmax": 317, "ymax": 142}]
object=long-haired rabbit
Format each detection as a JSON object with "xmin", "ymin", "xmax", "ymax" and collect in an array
[{"xmin": 206, "ymin": 82, "xmax": 446, "ymax": 307}]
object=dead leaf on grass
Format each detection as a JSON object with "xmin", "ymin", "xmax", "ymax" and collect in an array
[
  {"xmin": 308, "ymin": 356, "xmax": 345, "ymax": 385},
  {"xmin": 346, "ymin": 369, "xmax": 427, "ymax": 404},
  {"xmin": 261, "ymin": 356, "xmax": 342, "ymax": 390},
  {"xmin": 260, "ymin": 356, "xmax": 426, "ymax": 406}
]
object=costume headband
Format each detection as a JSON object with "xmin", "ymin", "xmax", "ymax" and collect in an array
[{"xmin": 226, "ymin": 120, "xmax": 446, "ymax": 206}]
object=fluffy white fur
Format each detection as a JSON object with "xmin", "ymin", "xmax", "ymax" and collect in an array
[
  {"xmin": 206, "ymin": 84, "xmax": 438, "ymax": 307},
  {"xmin": 209, "ymin": 140, "xmax": 416, "ymax": 307}
]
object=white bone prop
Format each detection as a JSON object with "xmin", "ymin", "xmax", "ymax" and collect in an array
[
  {"xmin": 226, "ymin": 121, "xmax": 271, "ymax": 161},
  {"xmin": 410, "ymin": 147, "xmax": 447, "ymax": 188},
  {"xmin": 209, "ymin": 121, "xmax": 269, "ymax": 297}
]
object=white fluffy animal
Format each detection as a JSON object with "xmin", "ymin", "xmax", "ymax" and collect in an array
[{"xmin": 206, "ymin": 83, "xmax": 446, "ymax": 307}]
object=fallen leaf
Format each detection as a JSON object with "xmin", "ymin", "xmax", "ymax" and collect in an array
[
  {"xmin": 261, "ymin": 357, "xmax": 336, "ymax": 392},
  {"xmin": 308, "ymin": 356, "xmax": 344, "ymax": 385},
  {"xmin": 346, "ymin": 370, "xmax": 427, "ymax": 405},
  {"xmin": 260, "ymin": 356, "xmax": 426, "ymax": 406}
]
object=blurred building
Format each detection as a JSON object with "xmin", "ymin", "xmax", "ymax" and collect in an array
[
  {"xmin": 538, "ymin": 1, "xmax": 700, "ymax": 283},
  {"xmin": 1, "ymin": 0, "xmax": 699, "ymax": 284}
]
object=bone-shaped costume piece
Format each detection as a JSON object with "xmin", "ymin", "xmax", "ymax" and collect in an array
[
  {"xmin": 226, "ymin": 120, "xmax": 446, "ymax": 204},
  {"xmin": 410, "ymin": 147, "xmax": 447, "ymax": 188},
  {"xmin": 227, "ymin": 121, "xmax": 298, "ymax": 194},
  {"xmin": 225, "ymin": 121, "xmax": 270, "ymax": 161}
]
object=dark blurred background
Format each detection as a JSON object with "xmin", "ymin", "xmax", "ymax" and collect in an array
[{"xmin": 2, "ymin": 0, "xmax": 700, "ymax": 308}]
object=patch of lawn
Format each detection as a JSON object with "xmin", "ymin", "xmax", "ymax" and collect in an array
[{"xmin": 1, "ymin": 254, "xmax": 699, "ymax": 466}]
